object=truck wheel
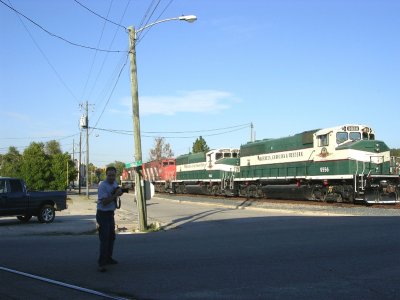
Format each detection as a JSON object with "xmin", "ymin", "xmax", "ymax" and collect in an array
[
  {"xmin": 17, "ymin": 215, "xmax": 32, "ymax": 222},
  {"xmin": 38, "ymin": 205, "xmax": 55, "ymax": 223}
]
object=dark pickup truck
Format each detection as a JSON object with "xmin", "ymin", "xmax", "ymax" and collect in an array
[{"xmin": 0, "ymin": 177, "xmax": 67, "ymax": 223}]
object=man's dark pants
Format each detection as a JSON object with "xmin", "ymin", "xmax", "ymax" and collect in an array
[{"xmin": 96, "ymin": 210, "xmax": 116, "ymax": 266}]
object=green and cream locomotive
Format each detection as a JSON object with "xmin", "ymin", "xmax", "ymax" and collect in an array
[
  {"xmin": 173, "ymin": 148, "xmax": 240, "ymax": 195},
  {"xmin": 173, "ymin": 124, "xmax": 399, "ymax": 204},
  {"xmin": 238, "ymin": 124, "xmax": 398, "ymax": 204}
]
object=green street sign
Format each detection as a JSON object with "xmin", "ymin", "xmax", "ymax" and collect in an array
[{"xmin": 125, "ymin": 160, "xmax": 142, "ymax": 168}]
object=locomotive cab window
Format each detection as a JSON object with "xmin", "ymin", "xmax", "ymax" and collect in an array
[
  {"xmin": 224, "ymin": 153, "xmax": 231, "ymax": 158},
  {"xmin": 216, "ymin": 153, "xmax": 223, "ymax": 160},
  {"xmin": 232, "ymin": 153, "xmax": 238, "ymax": 158},
  {"xmin": 336, "ymin": 132, "xmax": 348, "ymax": 144},
  {"xmin": 349, "ymin": 132, "xmax": 361, "ymax": 141},
  {"xmin": 317, "ymin": 134, "xmax": 329, "ymax": 147}
]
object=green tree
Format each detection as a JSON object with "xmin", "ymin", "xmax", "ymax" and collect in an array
[
  {"xmin": 87, "ymin": 163, "xmax": 98, "ymax": 185},
  {"xmin": 391, "ymin": 148, "xmax": 400, "ymax": 157},
  {"xmin": 148, "ymin": 137, "xmax": 174, "ymax": 161},
  {"xmin": 45, "ymin": 140, "xmax": 62, "ymax": 156},
  {"xmin": 21, "ymin": 142, "xmax": 51, "ymax": 190},
  {"xmin": 0, "ymin": 146, "xmax": 22, "ymax": 178},
  {"xmin": 95, "ymin": 168, "xmax": 105, "ymax": 183},
  {"xmin": 48, "ymin": 153, "xmax": 77, "ymax": 190},
  {"xmin": 48, "ymin": 153, "xmax": 67, "ymax": 190},
  {"xmin": 192, "ymin": 136, "xmax": 210, "ymax": 153}
]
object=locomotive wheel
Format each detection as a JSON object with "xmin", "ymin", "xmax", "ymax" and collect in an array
[
  {"xmin": 206, "ymin": 185, "xmax": 212, "ymax": 195},
  {"xmin": 247, "ymin": 185, "xmax": 258, "ymax": 198},
  {"xmin": 310, "ymin": 188, "xmax": 327, "ymax": 201},
  {"xmin": 212, "ymin": 185, "xmax": 220, "ymax": 196},
  {"xmin": 335, "ymin": 193, "xmax": 343, "ymax": 203}
]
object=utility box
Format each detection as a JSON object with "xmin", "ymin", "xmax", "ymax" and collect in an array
[{"xmin": 144, "ymin": 180, "xmax": 154, "ymax": 201}]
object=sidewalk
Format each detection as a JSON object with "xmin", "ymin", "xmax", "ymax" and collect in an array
[{"xmin": 0, "ymin": 192, "xmax": 140, "ymax": 237}]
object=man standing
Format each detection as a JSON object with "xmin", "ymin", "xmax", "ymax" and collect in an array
[{"xmin": 96, "ymin": 166, "xmax": 123, "ymax": 272}]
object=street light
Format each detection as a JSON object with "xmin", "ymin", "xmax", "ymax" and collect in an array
[{"xmin": 128, "ymin": 15, "xmax": 197, "ymax": 231}]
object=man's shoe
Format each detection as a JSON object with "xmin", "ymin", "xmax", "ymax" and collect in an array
[
  {"xmin": 98, "ymin": 265, "xmax": 107, "ymax": 272},
  {"xmin": 107, "ymin": 258, "xmax": 118, "ymax": 265}
]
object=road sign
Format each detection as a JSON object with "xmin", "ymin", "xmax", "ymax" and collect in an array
[{"xmin": 125, "ymin": 160, "xmax": 142, "ymax": 168}]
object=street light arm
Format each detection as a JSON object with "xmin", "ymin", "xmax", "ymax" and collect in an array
[{"xmin": 134, "ymin": 15, "xmax": 197, "ymax": 37}]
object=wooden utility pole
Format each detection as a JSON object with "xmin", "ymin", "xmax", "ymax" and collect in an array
[
  {"xmin": 66, "ymin": 159, "xmax": 69, "ymax": 187},
  {"xmin": 72, "ymin": 139, "xmax": 75, "ymax": 189},
  {"xmin": 85, "ymin": 101, "xmax": 89, "ymax": 199},
  {"xmin": 128, "ymin": 26, "xmax": 147, "ymax": 231},
  {"xmin": 78, "ymin": 130, "xmax": 82, "ymax": 194}
]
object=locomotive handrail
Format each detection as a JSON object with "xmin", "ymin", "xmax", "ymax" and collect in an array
[{"xmin": 304, "ymin": 150, "xmax": 315, "ymax": 176}]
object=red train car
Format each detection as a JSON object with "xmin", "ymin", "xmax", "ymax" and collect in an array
[{"xmin": 142, "ymin": 158, "xmax": 176, "ymax": 192}]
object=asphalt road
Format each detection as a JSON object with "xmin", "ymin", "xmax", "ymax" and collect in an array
[{"xmin": 0, "ymin": 196, "xmax": 400, "ymax": 299}]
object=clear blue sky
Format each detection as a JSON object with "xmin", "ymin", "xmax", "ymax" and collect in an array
[{"xmin": 1, "ymin": 0, "xmax": 399, "ymax": 167}]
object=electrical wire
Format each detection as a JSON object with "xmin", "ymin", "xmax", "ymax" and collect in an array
[
  {"xmin": 87, "ymin": 0, "xmax": 131, "ymax": 102},
  {"xmin": 89, "ymin": 123, "xmax": 251, "ymax": 139},
  {"xmin": 90, "ymin": 53, "xmax": 129, "ymax": 133},
  {"xmin": 0, "ymin": 0, "xmax": 126, "ymax": 53},
  {"xmin": 80, "ymin": 0, "xmax": 115, "ymax": 101},
  {"xmin": 136, "ymin": 0, "xmax": 162, "ymax": 41},
  {"xmin": 137, "ymin": 0, "xmax": 158, "ymax": 35},
  {"xmin": 136, "ymin": 0, "xmax": 174, "ymax": 45},
  {"xmin": 91, "ymin": 51, "xmax": 128, "ymax": 115},
  {"xmin": 145, "ymin": 123, "xmax": 251, "ymax": 134},
  {"xmin": 0, "ymin": 133, "xmax": 79, "ymax": 140},
  {"xmin": 90, "ymin": 123, "xmax": 251, "ymax": 134},
  {"xmin": 73, "ymin": 0, "xmax": 127, "ymax": 31},
  {"xmin": 6, "ymin": 0, "xmax": 79, "ymax": 104}
]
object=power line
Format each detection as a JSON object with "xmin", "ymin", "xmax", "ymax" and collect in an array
[
  {"xmin": 145, "ymin": 123, "xmax": 252, "ymax": 134},
  {"xmin": 87, "ymin": 0, "xmax": 131, "ymax": 102},
  {"xmin": 137, "ymin": 0, "xmax": 159, "ymax": 34},
  {"xmin": 90, "ymin": 123, "xmax": 251, "ymax": 134},
  {"xmin": 91, "ymin": 51, "xmax": 128, "ymax": 115},
  {"xmin": 137, "ymin": 0, "xmax": 162, "ymax": 41},
  {"xmin": 0, "ymin": 134, "xmax": 80, "ymax": 154},
  {"xmin": 90, "ymin": 53, "xmax": 129, "ymax": 133},
  {"xmin": 89, "ymin": 123, "xmax": 251, "ymax": 139},
  {"xmin": 80, "ymin": 0, "xmax": 115, "ymax": 101},
  {"xmin": 73, "ymin": 0, "xmax": 127, "ymax": 31},
  {"xmin": 137, "ymin": 0, "xmax": 175, "ymax": 45},
  {"xmin": 6, "ymin": 0, "xmax": 79, "ymax": 104},
  {"xmin": 0, "ymin": 0, "xmax": 126, "ymax": 53},
  {"xmin": 0, "ymin": 133, "xmax": 79, "ymax": 140}
]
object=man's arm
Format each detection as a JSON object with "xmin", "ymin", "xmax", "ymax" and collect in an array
[
  {"xmin": 100, "ymin": 194, "xmax": 117, "ymax": 206},
  {"xmin": 99, "ymin": 186, "xmax": 123, "ymax": 206}
]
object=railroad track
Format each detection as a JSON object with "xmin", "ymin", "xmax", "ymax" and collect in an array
[{"xmin": 155, "ymin": 193, "xmax": 400, "ymax": 210}]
